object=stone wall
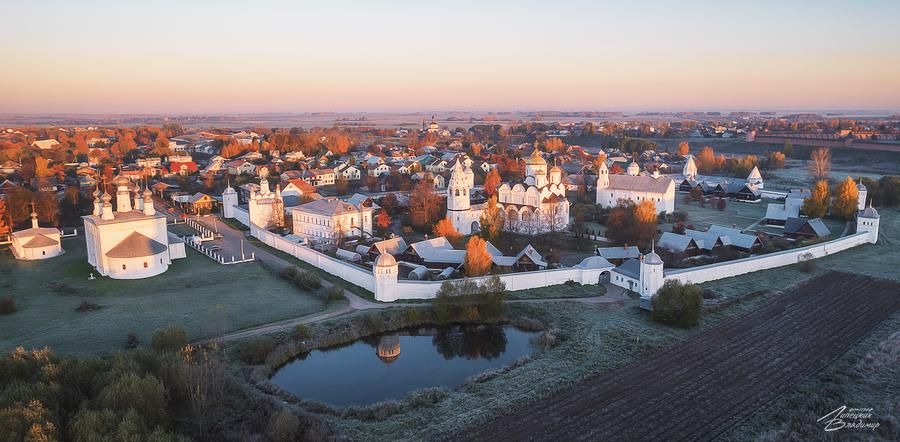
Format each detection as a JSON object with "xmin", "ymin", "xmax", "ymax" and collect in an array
[
  {"xmin": 250, "ymin": 223, "xmax": 376, "ymax": 292},
  {"xmin": 664, "ymin": 232, "xmax": 871, "ymax": 285}
]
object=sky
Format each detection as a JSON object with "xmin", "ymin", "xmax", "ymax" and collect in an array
[{"xmin": 2, "ymin": 0, "xmax": 899, "ymax": 114}]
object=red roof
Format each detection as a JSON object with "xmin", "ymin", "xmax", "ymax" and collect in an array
[{"xmin": 286, "ymin": 178, "xmax": 317, "ymax": 194}]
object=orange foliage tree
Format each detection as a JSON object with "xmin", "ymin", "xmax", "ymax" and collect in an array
[
  {"xmin": 375, "ymin": 211, "xmax": 392, "ymax": 235},
  {"xmin": 677, "ymin": 141, "xmax": 690, "ymax": 156},
  {"xmin": 0, "ymin": 198, "xmax": 9, "ymax": 235},
  {"xmin": 464, "ymin": 236, "xmax": 493, "ymax": 277},
  {"xmin": 802, "ymin": 180, "xmax": 830, "ymax": 218},
  {"xmin": 605, "ymin": 199, "xmax": 659, "ymax": 248},
  {"xmin": 479, "ymin": 196, "xmax": 502, "ymax": 242},
  {"xmin": 483, "ymin": 169, "xmax": 501, "ymax": 198},
  {"xmin": 433, "ymin": 218, "xmax": 461, "ymax": 241},
  {"xmin": 832, "ymin": 176, "xmax": 859, "ymax": 220}
]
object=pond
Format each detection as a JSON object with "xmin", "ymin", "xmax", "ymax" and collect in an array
[{"xmin": 270, "ymin": 324, "xmax": 540, "ymax": 407}]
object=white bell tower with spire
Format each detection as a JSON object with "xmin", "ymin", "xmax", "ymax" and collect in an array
[
  {"xmin": 448, "ymin": 160, "xmax": 475, "ymax": 234},
  {"xmin": 223, "ymin": 177, "xmax": 238, "ymax": 219},
  {"xmin": 639, "ymin": 240, "xmax": 665, "ymax": 299}
]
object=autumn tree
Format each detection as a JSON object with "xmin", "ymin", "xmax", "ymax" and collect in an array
[
  {"xmin": 34, "ymin": 191, "xmax": 59, "ymax": 226},
  {"xmin": 808, "ymin": 148, "xmax": 831, "ymax": 180},
  {"xmin": 464, "ymin": 236, "xmax": 493, "ymax": 277},
  {"xmin": 379, "ymin": 193, "xmax": 399, "ymax": 215},
  {"xmin": 220, "ymin": 139, "xmax": 244, "ymax": 159},
  {"xmin": 695, "ymin": 146, "xmax": 725, "ymax": 173},
  {"xmin": 0, "ymin": 198, "xmax": 9, "ymax": 235},
  {"xmin": 831, "ymin": 176, "xmax": 859, "ymax": 220},
  {"xmin": 6, "ymin": 187, "xmax": 34, "ymax": 227},
  {"xmin": 483, "ymin": 168, "xmax": 501, "ymax": 198},
  {"xmin": 433, "ymin": 218, "xmax": 462, "ymax": 245},
  {"xmin": 479, "ymin": 196, "xmax": 503, "ymax": 242},
  {"xmin": 766, "ymin": 151, "xmax": 785, "ymax": 169},
  {"xmin": 409, "ymin": 180, "xmax": 443, "ymax": 230},
  {"xmin": 802, "ymin": 180, "xmax": 830, "ymax": 218},
  {"xmin": 375, "ymin": 211, "xmax": 391, "ymax": 235},
  {"xmin": 676, "ymin": 141, "xmax": 690, "ymax": 156},
  {"xmin": 605, "ymin": 199, "xmax": 658, "ymax": 248},
  {"xmin": 34, "ymin": 155, "xmax": 52, "ymax": 178},
  {"xmin": 544, "ymin": 137, "xmax": 565, "ymax": 153}
]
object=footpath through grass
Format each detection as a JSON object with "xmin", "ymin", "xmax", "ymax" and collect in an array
[{"xmin": 0, "ymin": 238, "xmax": 331, "ymax": 355}]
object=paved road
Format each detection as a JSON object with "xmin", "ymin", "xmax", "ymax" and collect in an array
[{"xmin": 468, "ymin": 272, "xmax": 900, "ymax": 441}]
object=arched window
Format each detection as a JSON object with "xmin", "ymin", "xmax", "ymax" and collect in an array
[
  {"xmin": 143, "ymin": 262, "xmax": 148, "ymax": 268},
  {"xmin": 122, "ymin": 264, "xmax": 127, "ymax": 270},
  {"xmin": 455, "ymin": 189, "xmax": 460, "ymax": 196}
]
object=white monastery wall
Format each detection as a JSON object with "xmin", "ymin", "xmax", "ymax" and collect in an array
[
  {"xmin": 251, "ymin": 223, "xmax": 376, "ymax": 292},
  {"xmin": 664, "ymin": 232, "xmax": 871, "ymax": 285}
]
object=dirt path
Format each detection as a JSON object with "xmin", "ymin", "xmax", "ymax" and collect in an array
[{"xmin": 467, "ymin": 272, "xmax": 900, "ymax": 441}]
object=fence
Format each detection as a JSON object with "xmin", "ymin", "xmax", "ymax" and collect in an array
[
  {"xmin": 664, "ymin": 232, "xmax": 871, "ymax": 285},
  {"xmin": 184, "ymin": 218, "xmax": 214, "ymax": 241}
]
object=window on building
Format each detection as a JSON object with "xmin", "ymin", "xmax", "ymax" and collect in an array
[
  {"xmin": 122, "ymin": 264, "xmax": 127, "ymax": 270},
  {"xmin": 143, "ymin": 262, "xmax": 148, "ymax": 268}
]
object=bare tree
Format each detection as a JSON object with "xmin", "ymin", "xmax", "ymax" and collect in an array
[{"xmin": 808, "ymin": 148, "xmax": 831, "ymax": 180}]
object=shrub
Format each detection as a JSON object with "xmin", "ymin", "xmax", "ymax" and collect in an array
[
  {"xmin": 292, "ymin": 324, "xmax": 311, "ymax": 341},
  {"xmin": 280, "ymin": 266, "xmax": 299, "ymax": 280},
  {"xmin": 75, "ymin": 301, "xmax": 100, "ymax": 312},
  {"xmin": 125, "ymin": 333, "xmax": 140, "ymax": 349},
  {"xmin": 268, "ymin": 408, "xmax": 300, "ymax": 442},
  {"xmin": 294, "ymin": 270, "xmax": 322, "ymax": 291},
  {"xmin": 324, "ymin": 285, "xmax": 345, "ymax": 302},
  {"xmin": 0, "ymin": 298, "xmax": 15, "ymax": 315},
  {"xmin": 403, "ymin": 308, "xmax": 423, "ymax": 324},
  {"xmin": 651, "ymin": 280, "xmax": 702, "ymax": 327},
  {"xmin": 235, "ymin": 336, "xmax": 276, "ymax": 365},
  {"xmin": 151, "ymin": 325, "xmax": 187, "ymax": 353}
]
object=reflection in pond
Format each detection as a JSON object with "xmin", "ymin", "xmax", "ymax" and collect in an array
[{"xmin": 271, "ymin": 324, "xmax": 538, "ymax": 407}]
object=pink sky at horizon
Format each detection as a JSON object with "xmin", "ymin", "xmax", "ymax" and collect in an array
[{"xmin": 2, "ymin": 1, "xmax": 899, "ymax": 114}]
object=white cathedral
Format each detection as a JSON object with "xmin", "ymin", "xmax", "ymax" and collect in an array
[
  {"xmin": 448, "ymin": 148, "xmax": 570, "ymax": 235},
  {"xmin": 82, "ymin": 177, "xmax": 185, "ymax": 279},
  {"xmin": 595, "ymin": 159, "xmax": 676, "ymax": 214}
]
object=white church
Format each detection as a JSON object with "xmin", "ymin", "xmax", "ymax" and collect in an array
[
  {"xmin": 448, "ymin": 148, "xmax": 570, "ymax": 235},
  {"xmin": 10, "ymin": 206, "xmax": 63, "ymax": 260},
  {"xmin": 595, "ymin": 159, "xmax": 676, "ymax": 214},
  {"xmin": 82, "ymin": 177, "xmax": 185, "ymax": 279}
]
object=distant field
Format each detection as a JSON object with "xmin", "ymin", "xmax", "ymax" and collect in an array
[{"xmin": 0, "ymin": 237, "xmax": 333, "ymax": 355}]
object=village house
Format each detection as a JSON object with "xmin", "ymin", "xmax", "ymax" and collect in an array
[
  {"xmin": 228, "ymin": 160, "xmax": 257, "ymax": 176},
  {"xmin": 290, "ymin": 196, "xmax": 375, "ymax": 242},
  {"xmin": 784, "ymin": 217, "xmax": 831, "ymax": 239},
  {"xmin": 32, "ymin": 139, "xmax": 60, "ymax": 150}
]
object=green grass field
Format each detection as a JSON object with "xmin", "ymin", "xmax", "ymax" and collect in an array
[{"xmin": 0, "ymin": 237, "xmax": 333, "ymax": 355}]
